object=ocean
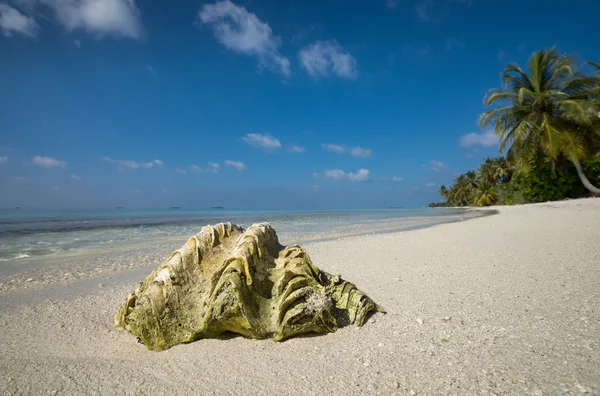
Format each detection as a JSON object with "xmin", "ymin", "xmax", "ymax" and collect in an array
[
  {"xmin": 0, "ymin": 208, "xmax": 489, "ymax": 284},
  {"xmin": 0, "ymin": 207, "xmax": 486, "ymax": 260}
]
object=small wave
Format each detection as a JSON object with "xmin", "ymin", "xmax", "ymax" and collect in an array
[{"xmin": 13, "ymin": 253, "xmax": 32, "ymax": 259}]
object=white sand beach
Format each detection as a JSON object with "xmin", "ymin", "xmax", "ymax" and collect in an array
[{"xmin": 1, "ymin": 199, "xmax": 599, "ymax": 395}]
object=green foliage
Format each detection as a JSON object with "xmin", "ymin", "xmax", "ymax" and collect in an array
[{"xmin": 437, "ymin": 49, "xmax": 599, "ymax": 206}]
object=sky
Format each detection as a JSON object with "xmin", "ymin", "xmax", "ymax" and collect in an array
[{"xmin": 0, "ymin": 0, "xmax": 599, "ymax": 209}]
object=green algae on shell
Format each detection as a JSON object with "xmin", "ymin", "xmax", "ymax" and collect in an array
[{"xmin": 115, "ymin": 222, "xmax": 384, "ymax": 351}]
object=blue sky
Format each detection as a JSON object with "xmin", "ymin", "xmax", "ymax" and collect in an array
[{"xmin": 0, "ymin": 0, "xmax": 598, "ymax": 209}]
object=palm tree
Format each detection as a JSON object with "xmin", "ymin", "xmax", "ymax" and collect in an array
[
  {"xmin": 480, "ymin": 48, "xmax": 600, "ymax": 195},
  {"xmin": 472, "ymin": 181, "xmax": 498, "ymax": 206},
  {"xmin": 438, "ymin": 185, "xmax": 449, "ymax": 201},
  {"xmin": 478, "ymin": 157, "xmax": 497, "ymax": 183}
]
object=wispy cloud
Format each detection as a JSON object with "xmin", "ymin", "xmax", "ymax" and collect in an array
[
  {"xmin": 459, "ymin": 130, "xmax": 499, "ymax": 148},
  {"xmin": 322, "ymin": 143, "xmax": 372, "ymax": 158},
  {"xmin": 0, "ymin": 156, "xmax": 8, "ymax": 164},
  {"xmin": 385, "ymin": 0, "xmax": 399, "ymax": 8},
  {"xmin": 14, "ymin": 176, "xmax": 30, "ymax": 184},
  {"xmin": 429, "ymin": 160, "xmax": 448, "ymax": 172},
  {"xmin": 224, "ymin": 160, "xmax": 246, "ymax": 171},
  {"xmin": 242, "ymin": 133, "xmax": 282, "ymax": 149},
  {"xmin": 392, "ymin": 176, "xmax": 404, "ymax": 182},
  {"xmin": 425, "ymin": 182, "xmax": 436, "ymax": 187},
  {"xmin": 145, "ymin": 65, "xmax": 158, "ymax": 77},
  {"xmin": 288, "ymin": 145, "xmax": 305, "ymax": 153},
  {"xmin": 446, "ymin": 37, "xmax": 464, "ymax": 51},
  {"xmin": 102, "ymin": 157, "xmax": 164, "ymax": 169},
  {"xmin": 414, "ymin": 0, "xmax": 472, "ymax": 23},
  {"xmin": 129, "ymin": 188, "xmax": 141, "ymax": 194},
  {"xmin": 497, "ymin": 49, "xmax": 506, "ymax": 62},
  {"xmin": 299, "ymin": 40, "xmax": 358, "ymax": 79},
  {"xmin": 38, "ymin": 0, "xmax": 144, "ymax": 39},
  {"xmin": 175, "ymin": 168, "xmax": 187, "ymax": 175},
  {"xmin": 32, "ymin": 155, "xmax": 67, "ymax": 168},
  {"xmin": 198, "ymin": 0, "xmax": 290, "ymax": 76},
  {"xmin": 70, "ymin": 174, "xmax": 81, "ymax": 181},
  {"xmin": 322, "ymin": 143, "xmax": 345, "ymax": 154},
  {"xmin": 0, "ymin": 4, "xmax": 39, "ymax": 38},
  {"xmin": 189, "ymin": 162, "xmax": 220, "ymax": 173},
  {"xmin": 401, "ymin": 43, "xmax": 432, "ymax": 58},
  {"xmin": 316, "ymin": 169, "xmax": 371, "ymax": 182}
]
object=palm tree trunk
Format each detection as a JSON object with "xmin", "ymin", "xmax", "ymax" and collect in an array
[{"xmin": 572, "ymin": 158, "xmax": 600, "ymax": 196}]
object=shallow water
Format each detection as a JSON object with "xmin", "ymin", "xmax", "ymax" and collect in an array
[{"xmin": 0, "ymin": 208, "xmax": 486, "ymax": 279}]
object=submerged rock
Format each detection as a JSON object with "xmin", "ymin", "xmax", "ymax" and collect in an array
[{"xmin": 115, "ymin": 222, "xmax": 384, "ymax": 351}]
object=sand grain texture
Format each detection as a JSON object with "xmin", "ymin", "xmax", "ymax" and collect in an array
[{"xmin": 1, "ymin": 199, "xmax": 599, "ymax": 395}]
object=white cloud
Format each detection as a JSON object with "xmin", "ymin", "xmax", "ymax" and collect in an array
[
  {"xmin": 102, "ymin": 157, "xmax": 163, "ymax": 169},
  {"xmin": 322, "ymin": 143, "xmax": 372, "ymax": 157},
  {"xmin": 0, "ymin": 4, "xmax": 39, "ymax": 38},
  {"xmin": 242, "ymin": 133, "xmax": 281, "ymax": 149},
  {"xmin": 198, "ymin": 0, "xmax": 290, "ymax": 76},
  {"xmin": 190, "ymin": 162, "xmax": 220, "ymax": 173},
  {"xmin": 425, "ymin": 182, "xmax": 436, "ymax": 187},
  {"xmin": 391, "ymin": 176, "xmax": 404, "ymax": 182},
  {"xmin": 38, "ymin": 0, "xmax": 144, "ymax": 39},
  {"xmin": 175, "ymin": 168, "xmax": 187, "ymax": 175},
  {"xmin": 459, "ymin": 130, "xmax": 500, "ymax": 148},
  {"xmin": 288, "ymin": 145, "xmax": 305, "ymax": 153},
  {"xmin": 322, "ymin": 143, "xmax": 346, "ymax": 154},
  {"xmin": 319, "ymin": 168, "xmax": 371, "ymax": 182},
  {"xmin": 429, "ymin": 160, "xmax": 448, "ymax": 172},
  {"xmin": 14, "ymin": 176, "xmax": 30, "ymax": 183},
  {"xmin": 224, "ymin": 160, "xmax": 246, "ymax": 171},
  {"xmin": 324, "ymin": 169, "xmax": 345, "ymax": 180},
  {"xmin": 70, "ymin": 174, "xmax": 81, "ymax": 181},
  {"xmin": 299, "ymin": 40, "xmax": 358, "ymax": 79},
  {"xmin": 32, "ymin": 155, "xmax": 67, "ymax": 168},
  {"xmin": 349, "ymin": 146, "xmax": 372, "ymax": 158},
  {"xmin": 0, "ymin": 156, "xmax": 8, "ymax": 164},
  {"xmin": 311, "ymin": 184, "xmax": 319, "ymax": 192}
]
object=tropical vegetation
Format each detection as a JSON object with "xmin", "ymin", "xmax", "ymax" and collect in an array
[{"xmin": 431, "ymin": 48, "xmax": 600, "ymax": 207}]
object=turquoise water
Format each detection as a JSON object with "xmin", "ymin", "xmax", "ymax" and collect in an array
[{"xmin": 0, "ymin": 208, "xmax": 475, "ymax": 262}]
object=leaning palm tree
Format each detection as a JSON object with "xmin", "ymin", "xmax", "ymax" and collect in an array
[
  {"xmin": 480, "ymin": 48, "xmax": 600, "ymax": 195},
  {"xmin": 472, "ymin": 181, "xmax": 498, "ymax": 207}
]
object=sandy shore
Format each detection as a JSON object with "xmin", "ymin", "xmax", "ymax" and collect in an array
[{"xmin": 1, "ymin": 199, "xmax": 599, "ymax": 395}]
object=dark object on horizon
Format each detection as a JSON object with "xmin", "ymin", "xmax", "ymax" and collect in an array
[
  {"xmin": 210, "ymin": 206, "xmax": 225, "ymax": 209},
  {"xmin": 14, "ymin": 206, "xmax": 21, "ymax": 210},
  {"xmin": 170, "ymin": 207, "xmax": 181, "ymax": 210},
  {"xmin": 428, "ymin": 202, "xmax": 450, "ymax": 208},
  {"xmin": 117, "ymin": 207, "xmax": 125, "ymax": 209},
  {"xmin": 388, "ymin": 206, "xmax": 404, "ymax": 209}
]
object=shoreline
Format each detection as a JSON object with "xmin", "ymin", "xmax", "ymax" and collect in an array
[
  {"xmin": 0, "ymin": 209, "xmax": 491, "ymax": 293},
  {"xmin": 1, "ymin": 198, "xmax": 599, "ymax": 394}
]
